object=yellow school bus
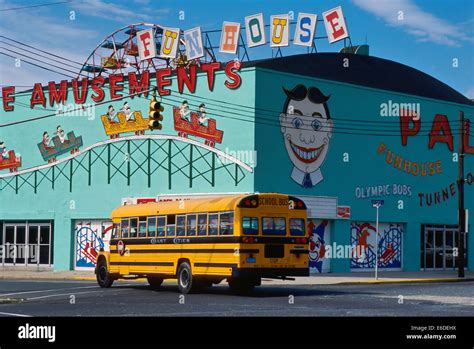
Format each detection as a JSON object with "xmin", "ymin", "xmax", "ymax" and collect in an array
[{"xmin": 95, "ymin": 193, "xmax": 309, "ymax": 294}]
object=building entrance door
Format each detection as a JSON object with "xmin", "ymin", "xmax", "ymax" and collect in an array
[
  {"xmin": 2, "ymin": 222, "xmax": 52, "ymax": 267},
  {"xmin": 421, "ymin": 225, "xmax": 467, "ymax": 270}
]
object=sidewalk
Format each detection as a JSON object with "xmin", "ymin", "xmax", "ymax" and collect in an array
[
  {"xmin": 1, "ymin": 268, "xmax": 473, "ymax": 285},
  {"xmin": 265, "ymin": 271, "xmax": 474, "ymax": 285}
]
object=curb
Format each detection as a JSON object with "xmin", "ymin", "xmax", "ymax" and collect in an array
[
  {"xmin": 329, "ymin": 277, "xmax": 474, "ymax": 285},
  {"xmin": 264, "ymin": 277, "xmax": 474, "ymax": 286}
]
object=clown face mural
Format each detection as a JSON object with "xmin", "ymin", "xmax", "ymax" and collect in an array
[
  {"xmin": 280, "ymin": 84, "xmax": 333, "ymax": 188},
  {"xmin": 308, "ymin": 220, "xmax": 328, "ymax": 273}
]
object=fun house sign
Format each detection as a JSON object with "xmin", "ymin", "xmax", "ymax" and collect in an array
[{"xmin": 1, "ymin": 6, "xmax": 349, "ymax": 113}]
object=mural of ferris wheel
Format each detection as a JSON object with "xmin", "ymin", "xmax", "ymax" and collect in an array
[{"xmin": 78, "ymin": 23, "xmax": 217, "ymax": 79}]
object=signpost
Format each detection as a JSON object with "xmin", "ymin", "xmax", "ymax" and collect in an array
[
  {"xmin": 458, "ymin": 112, "xmax": 465, "ymax": 278},
  {"xmin": 371, "ymin": 200, "xmax": 384, "ymax": 280}
]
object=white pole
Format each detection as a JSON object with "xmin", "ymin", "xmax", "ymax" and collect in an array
[{"xmin": 375, "ymin": 205, "xmax": 379, "ymax": 280}]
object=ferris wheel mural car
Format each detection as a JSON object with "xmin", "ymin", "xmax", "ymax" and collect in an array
[
  {"xmin": 101, "ymin": 103, "xmax": 150, "ymax": 139},
  {"xmin": 173, "ymin": 104, "xmax": 224, "ymax": 147},
  {"xmin": 0, "ymin": 142, "xmax": 22, "ymax": 172},
  {"xmin": 37, "ymin": 127, "xmax": 83, "ymax": 163}
]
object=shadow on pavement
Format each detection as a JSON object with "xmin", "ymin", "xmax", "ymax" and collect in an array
[{"xmin": 113, "ymin": 283, "xmax": 370, "ymax": 298}]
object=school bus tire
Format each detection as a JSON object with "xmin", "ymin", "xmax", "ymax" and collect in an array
[
  {"xmin": 177, "ymin": 261, "xmax": 198, "ymax": 294},
  {"xmin": 96, "ymin": 258, "xmax": 114, "ymax": 288}
]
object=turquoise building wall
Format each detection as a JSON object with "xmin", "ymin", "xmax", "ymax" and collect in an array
[
  {"xmin": 1, "ymin": 68, "xmax": 257, "ymax": 270},
  {"xmin": 1, "ymin": 59, "xmax": 473, "ymax": 272},
  {"xmin": 254, "ymin": 68, "xmax": 474, "ymax": 272}
]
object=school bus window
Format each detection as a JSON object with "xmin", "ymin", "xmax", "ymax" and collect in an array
[
  {"xmin": 166, "ymin": 215, "xmax": 176, "ymax": 237},
  {"xmin": 176, "ymin": 215, "xmax": 186, "ymax": 237},
  {"xmin": 138, "ymin": 217, "xmax": 147, "ymax": 238},
  {"xmin": 130, "ymin": 217, "xmax": 138, "ymax": 238},
  {"xmin": 147, "ymin": 217, "xmax": 157, "ymax": 237},
  {"xmin": 242, "ymin": 217, "xmax": 259, "ymax": 235},
  {"xmin": 166, "ymin": 225, "xmax": 176, "ymax": 236},
  {"xmin": 289, "ymin": 218, "xmax": 305, "ymax": 236},
  {"xmin": 197, "ymin": 213, "xmax": 207, "ymax": 236},
  {"xmin": 186, "ymin": 214, "xmax": 197, "ymax": 236},
  {"xmin": 208, "ymin": 213, "xmax": 219, "ymax": 235},
  {"xmin": 262, "ymin": 217, "xmax": 286, "ymax": 236},
  {"xmin": 274, "ymin": 218, "xmax": 286, "ymax": 235},
  {"xmin": 219, "ymin": 212, "xmax": 234, "ymax": 235},
  {"xmin": 112, "ymin": 223, "xmax": 119, "ymax": 239},
  {"xmin": 157, "ymin": 216, "xmax": 166, "ymax": 237},
  {"xmin": 121, "ymin": 219, "xmax": 129, "ymax": 238}
]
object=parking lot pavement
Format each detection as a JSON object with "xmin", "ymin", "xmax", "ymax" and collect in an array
[{"xmin": 0, "ymin": 279, "xmax": 473, "ymax": 317}]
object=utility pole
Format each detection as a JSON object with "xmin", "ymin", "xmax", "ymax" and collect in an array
[{"xmin": 458, "ymin": 111, "xmax": 465, "ymax": 278}]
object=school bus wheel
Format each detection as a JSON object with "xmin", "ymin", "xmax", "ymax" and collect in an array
[
  {"xmin": 96, "ymin": 257, "xmax": 114, "ymax": 288},
  {"xmin": 147, "ymin": 277, "xmax": 163, "ymax": 289},
  {"xmin": 177, "ymin": 261, "xmax": 198, "ymax": 294}
]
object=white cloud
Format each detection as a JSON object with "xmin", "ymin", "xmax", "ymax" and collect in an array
[
  {"xmin": 0, "ymin": 0, "xmax": 170, "ymax": 87},
  {"xmin": 71, "ymin": 0, "xmax": 169, "ymax": 22},
  {"xmin": 352, "ymin": 0, "xmax": 473, "ymax": 47},
  {"xmin": 465, "ymin": 87, "xmax": 474, "ymax": 100},
  {"xmin": 0, "ymin": 1, "xmax": 98, "ymax": 86},
  {"xmin": 0, "ymin": 57, "xmax": 60, "ymax": 88}
]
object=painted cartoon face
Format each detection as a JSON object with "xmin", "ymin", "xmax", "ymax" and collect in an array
[
  {"xmin": 43, "ymin": 133, "xmax": 50, "ymax": 143},
  {"xmin": 309, "ymin": 234, "xmax": 325, "ymax": 262},
  {"xmin": 280, "ymin": 97, "xmax": 333, "ymax": 174}
]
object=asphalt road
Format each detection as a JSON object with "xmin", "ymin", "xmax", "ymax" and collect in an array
[{"xmin": 0, "ymin": 279, "xmax": 473, "ymax": 317}]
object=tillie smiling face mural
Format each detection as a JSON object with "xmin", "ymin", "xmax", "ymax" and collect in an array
[{"xmin": 279, "ymin": 85, "xmax": 333, "ymax": 188}]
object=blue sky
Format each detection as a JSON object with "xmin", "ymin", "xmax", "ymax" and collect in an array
[{"xmin": 0, "ymin": 0, "xmax": 473, "ymax": 98}]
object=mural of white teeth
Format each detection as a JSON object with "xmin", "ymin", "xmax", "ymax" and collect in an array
[{"xmin": 290, "ymin": 141, "xmax": 324, "ymax": 163}]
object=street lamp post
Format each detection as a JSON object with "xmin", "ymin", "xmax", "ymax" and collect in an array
[{"xmin": 372, "ymin": 200, "xmax": 384, "ymax": 280}]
